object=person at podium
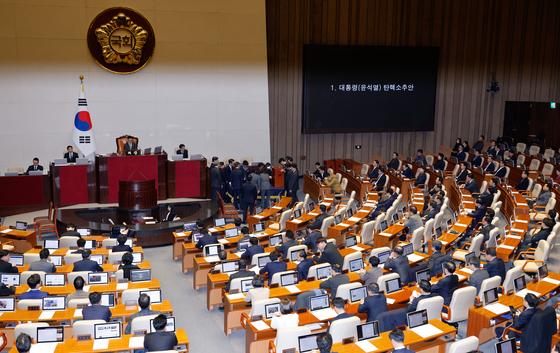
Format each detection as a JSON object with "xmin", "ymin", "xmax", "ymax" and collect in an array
[
  {"xmin": 25, "ymin": 158, "xmax": 43, "ymax": 174},
  {"xmin": 124, "ymin": 136, "xmax": 139, "ymax": 155},
  {"xmin": 64, "ymin": 145, "xmax": 79, "ymax": 163},
  {"xmin": 177, "ymin": 144, "xmax": 189, "ymax": 159}
]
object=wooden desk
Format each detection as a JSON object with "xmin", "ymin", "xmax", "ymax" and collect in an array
[
  {"xmin": 285, "ymin": 202, "xmax": 333, "ymax": 232},
  {"xmin": 247, "ymin": 197, "xmax": 292, "ymax": 232},
  {"xmin": 374, "ymin": 224, "xmax": 405, "ymax": 248},
  {"xmin": 172, "ymin": 230, "xmax": 191, "ymax": 261},
  {"xmin": 0, "ymin": 226, "xmax": 36, "ymax": 253},
  {"xmin": 25, "ymin": 246, "xmax": 144, "ymax": 258},
  {"xmin": 327, "ymin": 206, "xmax": 374, "ymax": 245},
  {"xmin": 0, "ymin": 174, "xmax": 51, "ymax": 217},
  {"xmin": 302, "ymin": 174, "xmax": 330, "ymax": 201},
  {"xmin": 167, "ymin": 159, "xmax": 208, "ymax": 199}
]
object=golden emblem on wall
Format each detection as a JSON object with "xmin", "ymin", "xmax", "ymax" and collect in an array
[{"xmin": 87, "ymin": 8, "xmax": 155, "ymax": 74}]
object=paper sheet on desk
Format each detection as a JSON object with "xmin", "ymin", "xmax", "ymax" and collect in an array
[
  {"xmin": 515, "ymin": 289, "xmax": 540, "ymax": 298},
  {"xmin": 350, "ymin": 245, "xmax": 364, "ymax": 252},
  {"xmin": 253, "ymin": 215, "xmax": 264, "ymax": 219},
  {"xmin": 507, "ymin": 235, "xmax": 522, "ymax": 240},
  {"xmin": 175, "ymin": 232, "xmax": 186, "ymax": 237},
  {"xmin": 379, "ymin": 232, "xmax": 392, "ymax": 237},
  {"xmin": 339, "ymin": 222, "xmax": 351, "ymax": 227},
  {"xmin": 410, "ymin": 324, "xmax": 443, "ymax": 338},
  {"xmin": 234, "ymin": 251, "xmax": 244, "ymax": 258},
  {"xmin": 292, "ymin": 219, "xmax": 303, "ymax": 224},
  {"xmin": 364, "ymin": 202, "xmax": 376, "ymax": 207},
  {"xmin": 461, "ymin": 268, "xmax": 474, "ymax": 274},
  {"xmin": 516, "ymin": 219, "xmax": 529, "ymax": 223},
  {"xmin": 484, "ymin": 302, "xmax": 510, "ymax": 315},
  {"xmin": 272, "ymin": 206, "xmax": 282, "ymax": 210},
  {"xmin": 348, "ymin": 216, "xmax": 361, "ymax": 222},
  {"xmin": 498, "ymin": 245, "xmax": 515, "ymax": 250},
  {"xmin": 455, "ymin": 223, "xmax": 468, "ymax": 227},
  {"xmin": 208, "ymin": 227, "xmax": 218, "ymax": 233},
  {"xmin": 1, "ymin": 229, "xmax": 11, "ymax": 234},
  {"xmin": 93, "ymin": 339, "xmax": 109, "ymax": 350},
  {"xmin": 83, "ymin": 285, "xmax": 91, "ymax": 292},
  {"xmin": 116, "ymin": 283, "xmax": 128, "ymax": 290},
  {"xmin": 542, "ymin": 277, "xmax": 560, "ymax": 285},
  {"xmin": 386, "ymin": 298, "xmax": 395, "ymax": 304},
  {"xmin": 38, "ymin": 310, "xmax": 55, "ymax": 320},
  {"xmin": 218, "ymin": 238, "xmax": 229, "ymax": 245},
  {"xmin": 227, "ymin": 293, "xmax": 246, "ymax": 301},
  {"xmin": 128, "ymin": 336, "xmax": 144, "ymax": 348},
  {"xmin": 457, "ymin": 274, "xmax": 467, "ymax": 282},
  {"xmin": 355, "ymin": 340, "xmax": 378, "ymax": 352},
  {"xmin": 311, "ymin": 308, "xmax": 337, "ymax": 321},
  {"xmin": 407, "ymin": 254, "xmax": 424, "ymax": 262},
  {"xmin": 285, "ymin": 285, "xmax": 300, "ymax": 294},
  {"xmin": 251, "ymin": 320, "xmax": 270, "ymax": 331},
  {"xmin": 204, "ymin": 256, "xmax": 220, "ymax": 263},
  {"xmin": 74, "ymin": 309, "xmax": 82, "ymax": 318},
  {"xmin": 304, "ymin": 323, "xmax": 323, "ymax": 331},
  {"xmin": 30, "ymin": 342, "xmax": 58, "ymax": 353},
  {"xmin": 308, "ymin": 212, "xmax": 319, "ymax": 216},
  {"xmin": 510, "ymin": 228, "xmax": 524, "ymax": 233}
]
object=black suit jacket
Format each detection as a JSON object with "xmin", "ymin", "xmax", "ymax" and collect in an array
[
  {"xmin": 431, "ymin": 274, "xmax": 459, "ymax": 305},
  {"xmin": 384, "ymin": 255, "xmax": 410, "ymax": 283},
  {"xmin": 0, "ymin": 260, "xmax": 18, "ymax": 274},
  {"xmin": 73, "ymin": 259, "xmax": 103, "ymax": 272},
  {"xmin": 124, "ymin": 142, "xmax": 138, "ymax": 155},
  {"xmin": 240, "ymin": 182, "xmax": 258, "ymax": 204},
  {"xmin": 64, "ymin": 151, "xmax": 79, "ymax": 163},
  {"xmin": 517, "ymin": 178, "xmax": 530, "ymax": 191},
  {"xmin": 315, "ymin": 243, "xmax": 344, "ymax": 267},
  {"xmin": 464, "ymin": 179, "xmax": 479, "ymax": 194},
  {"xmin": 358, "ymin": 294, "xmax": 388, "ymax": 322},
  {"xmin": 144, "ymin": 331, "xmax": 178, "ymax": 352},
  {"xmin": 26, "ymin": 165, "xmax": 43, "ymax": 174},
  {"xmin": 319, "ymin": 273, "xmax": 349, "ymax": 299},
  {"xmin": 484, "ymin": 258, "xmax": 506, "ymax": 283},
  {"xmin": 176, "ymin": 149, "xmax": 188, "ymax": 158},
  {"xmin": 427, "ymin": 252, "xmax": 451, "ymax": 277}
]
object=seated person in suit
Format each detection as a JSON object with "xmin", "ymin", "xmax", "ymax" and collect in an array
[
  {"xmin": 455, "ymin": 162, "xmax": 468, "ymax": 183},
  {"xmin": 360, "ymin": 256, "xmax": 383, "ymax": 287},
  {"xmin": 119, "ymin": 252, "xmax": 140, "ymax": 280},
  {"xmin": 67, "ymin": 276, "xmax": 89, "ymax": 302},
  {"xmin": 316, "ymin": 333, "xmax": 334, "ymax": 353},
  {"xmin": 484, "ymin": 155, "xmax": 496, "ymax": 174},
  {"xmin": 195, "ymin": 224, "xmax": 218, "ymax": 250},
  {"xmin": 177, "ymin": 144, "xmax": 189, "ymax": 159},
  {"xmin": 465, "ymin": 258, "xmax": 489, "ymax": 294},
  {"xmin": 434, "ymin": 153, "xmax": 446, "ymax": 172},
  {"xmin": 414, "ymin": 167, "xmax": 427, "ymax": 187},
  {"xmin": 456, "ymin": 144, "xmax": 466, "ymax": 162},
  {"xmin": 259, "ymin": 251, "xmax": 286, "ymax": 285},
  {"xmin": 314, "ymin": 237, "xmax": 344, "ymax": 267},
  {"xmin": 15, "ymin": 333, "xmax": 32, "ymax": 353},
  {"xmin": 464, "ymin": 173, "xmax": 479, "ymax": 194},
  {"xmin": 427, "ymin": 240, "xmax": 451, "ymax": 277},
  {"xmin": 125, "ymin": 293, "xmax": 160, "ymax": 334},
  {"xmin": 244, "ymin": 277, "xmax": 270, "ymax": 305},
  {"xmin": 303, "ymin": 226, "xmax": 322, "ymax": 253},
  {"xmin": 524, "ymin": 217, "xmax": 555, "ymax": 249},
  {"xmin": 226, "ymin": 259, "xmax": 256, "ymax": 291},
  {"xmin": 294, "ymin": 289, "xmax": 327, "ymax": 311},
  {"xmin": 163, "ymin": 205, "xmax": 177, "ymax": 222},
  {"xmin": 19, "ymin": 274, "xmax": 48, "ymax": 300},
  {"xmin": 487, "ymin": 139, "xmax": 497, "ymax": 157},
  {"xmin": 374, "ymin": 167, "xmax": 388, "ymax": 191},
  {"xmin": 358, "ymin": 283, "xmax": 387, "ymax": 322},
  {"xmin": 404, "ymin": 206, "xmax": 423, "ymax": 236},
  {"xmin": 29, "ymin": 248, "xmax": 56, "ymax": 273},
  {"xmin": 368, "ymin": 160, "xmax": 380, "ymax": 180},
  {"xmin": 296, "ymin": 251, "xmax": 313, "ymax": 281},
  {"xmin": 71, "ymin": 238, "xmax": 86, "ymax": 254},
  {"xmin": 472, "ymin": 134, "xmax": 485, "ymax": 153},
  {"xmin": 390, "ymin": 328, "xmax": 415, "ymax": 353},
  {"xmin": 408, "ymin": 280, "xmax": 433, "ymax": 312},
  {"xmin": 494, "ymin": 159, "xmax": 507, "ymax": 178},
  {"xmin": 320, "ymin": 264, "xmax": 349, "ymax": 299},
  {"xmin": 308, "ymin": 204, "xmax": 328, "ymax": 230},
  {"xmin": 270, "ymin": 299, "xmax": 299, "ymax": 329},
  {"xmin": 402, "ymin": 164, "xmax": 414, "ymax": 179},
  {"xmin": 484, "ymin": 248, "xmax": 505, "ymax": 284},
  {"xmin": 124, "ymin": 136, "xmax": 138, "ymax": 155},
  {"xmin": 516, "ymin": 170, "xmax": 530, "ymax": 191},
  {"xmin": 479, "ymin": 215, "xmax": 495, "ymax": 245},
  {"xmin": 0, "ymin": 250, "xmax": 18, "ymax": 274},
  {"xmin": 60, "ymin": 223, "xmax": 81, "ymax": 238},
  {"xmin": 144, "ymin": 314, "xmax": 178, "ymax": 352},
  {"xmin": 25, "ymin": 157, "xmax": 43, "ymax": 174},
  {"xmin": 387, "ymin": 152, "xmax": 400, "ymax": 170},
  {"xmin": 467, "ymin": 198, "xmax": 486, "ymax": 225},
  {"xmin": 112, "ymin": 235, "xmax": 133, "ymax": 253},
  {"xmin": 82, "ymin": 292, "xmax": 112, "ymax": 321},
  {"xmin": 384, "ymin": 246, "xmax": 411, "ymax": 284},
  {"xmin": 313, "ymin": 163, "xmax": 329, "ymax": 181},
  {"xmin": 431, "ymin": 261, "xmax": 458, "ymax": 305},
  {"xmin": 329, "ymin": 297, "xmax": 353, "ymax": 326},
  {"xmin": 471, "ymin": 149, "xmax": 484, "ymax": 168},
  {"xmin": 276, "ymin": 230, "xmax": 298, "ymax": 259},
  {"xmin": 414, "ymin": 149, "xmax": 427, "ymax": 167},
  {"xmin": 241, "ymin": 237, "xmax": 264, "ymax": 263},
  {"xmin": 72, "ymin": 249, "xmax": 103, "ymax": 272},
  {"xmin": 495, "ymin": 293, "xmax": 539, "ymax": 340},
  {"xmin": 64, "ymin": 145, "xmax": 79, "ymax": 163}
]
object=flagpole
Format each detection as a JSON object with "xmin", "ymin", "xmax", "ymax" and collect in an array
[{"xmin": 80, "ymin": 74, "xmax": 84, "ymax": 93}]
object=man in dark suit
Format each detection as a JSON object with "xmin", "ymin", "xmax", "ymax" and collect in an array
[
  {"xmin": 467, "ymin": 198, "xmax": 486, "ymax": 225},
  {"xmin": 18, "ymin": 274, "xmax": 47, "ymax": 300},
  {"xmin": 25, "ymin": 158, "xmax": 43, "ymax": 174},
  {"xmin": 480, "ymin": 178, "xmax": 498, "ymax": 206},
  {"xmin": 484, "ymin": 247, "xmax": 506, "ymax": 283},
  {"xmin": 495, "ymin": 293, "xmax": 539, "ymax": 340},
  {"xmin": 329, "ymin": 297, "xmax": 353, "ymax": 325},
  {"xmin": 240, "ymin": 175, "xmax": 258, "ymax": 223},
  {"xmin": 287, "ymin": 164, "xmax": 299, "ymax": 203},
  {"xmin": 303, "ymin": 227, "xmax": 322, "ymax": 253},
  {"xmin": 296, "ymin": 251, "xmax": 313, "ymax": 281},
  {"xmin": 375, "ymin": 168, "xmax": 388, "ymax": 191},
  {"xmin": 368, "ymin": 160, "xmax": 380, "ymax": 180},
  {"xmin": 71, "ymin": 238, "xmax": 87, "ymax": 255},
  {"xmin": 230, "ymin": 162, "xmax": 244, "ymax": 208},
  {"xmin": 434, "ymin": 153, "xmax": 446, "ymax": 172},
  {"xmin": 516, "ymin": 170, "xmax": 530, "ymax": 191},
  {"xmin": 389, "ymin": 329, "xmax": 415, "ymax": 353},
  {"xmin": 487, "ymin": 140, "xmax": 497, "ymax": 157},
  {"xmin": 195, "ymin": 224, "xmax": 218, "ymax": 250},
  {"xmin": 0, "ymin": 250, "xmax": 18, "ymax": 274},
  {"xmin": 143, "ymin": 314, "xmax": 178, "ymax": 352},
  {"xmin": 455, "ymin": 162, "xmax": 468, "ymax": 183},
  {"xmin": 431, "ymin": 261, "xmax": 459, "ymax": 305},
  {"xmin": 60, "ymin": 224, "xmax": 81, "ymax": 238},
  {"xmin": 314, "ymin": 237, "xmax": 344, "ymax": 267},
  {"xmin": 276, "ymin": 230, "xmax": 297, "ymax": 259},
  {"xmin": 259, "ymin": 251, "xmax": 287, "ymax": 285},
  {"xmin": 124, "ymin": 136, "xmax": 138, "ymax": 155},
  {"xmin": 494, "ymin": 159, "xmax": 507, "ymax": 178},
  {"xmin": 241, "ymin": 237, "xmax": 264, "ymax": 263},
  {"xmin": 479, "ymin": 215, "xmax": 495, "ymax": 244},
  {"xmin": 387, "ymin": 152, "xmax": 400, "ymax": 170},
  {"xmin": 414, "ymin": 167, "xmax": 427, "ymax": 187},
  {"xmin": 465, "ymin": 258, "xmax": 489, "ymax": 294},
  {"xmin": 226, "ymin": 259, "xmax": 256, "ymax": 291},
  {"xmin": 384, "ymin": 246, "xmax": 411, "ymax": 284},
  {"xmin": 72, "ymin": 249, "xmax": 103, "ymax": 272},
  {"xmin": 320, "ymin": 265, "xmax": 349, "ymax": 299},
  {"xmin": 162, "ymin": 205, "xmax": 176, "ymax": 222},
  {"xmin": 358, "ymin": 283, "xmax": 388, "ymax": 322},
  {"xmin": 472, "ymin": 135, "xmax": 485, "ymax": 153},
  {"xmin": 471, "ymin": 149, "xmax": 484, "ymax": 168},
  {"xmin": 176, "ymin": 144, "xmax": 188, "ymax": 159},
  {"xmin": 402, "ymin": 164, "xmax": 414, "ymax": 179},
  {"xmin": 407, "ymin": 280, "xmax": 434, "ymax": 312},
  {"xmin": 112, "ymin": 235, "xmax": 133, "ymax": 253},
  {"xmin": 82, "ymin": 292, "xmax": 112, "ymax": 321},
  {"xmin": 64, "ymin": 146, "xmax": 79, "ymax": 163},
  {"xmin": 313, "ymin": 163, "xmax": 329, "ymax": 181},
  {"xmin": 210, "ymin": 157, "xmax": 222, "ymax": 202},
  {"xmin": 464, "ymin": 173, "xmax": 479, "ymax": 194},
  {"xmin": 414, "ymin": 149, "xmax": 427, "ymax": 167},
  {"xmin": 427, "ymin": 241, "xmax": 451, "ymax": 277},
  {"xmin": 484, "ymin": 155, "xmax": 496, "ymax": 173},
  {"xmin": 308, "ymin": 205, "xmax": 328, "ymax": 230},
  {"xmin": 524, "ymin": 217, "xmax": 554, "ymax": 249}
]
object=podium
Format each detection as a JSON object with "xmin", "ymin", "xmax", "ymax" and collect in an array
[{"xmin": 117, "ymin": 180, "xmax": 158, "ymax": 224}]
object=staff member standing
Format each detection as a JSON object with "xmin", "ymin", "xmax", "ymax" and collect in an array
[
  {"xmin": 64, "ymin": 146, "xmax": 79, "ymax": 163},
  {"xmin": 240, "ymin": 175, "xmax": 258, "ymax": 223},
  {"xmin": 210, "ymin": 157, "xmax": 222, "ymax": 203},
  {"xmin": 176, "ymin": 144, "xmax": 188, "ymax": 158}
]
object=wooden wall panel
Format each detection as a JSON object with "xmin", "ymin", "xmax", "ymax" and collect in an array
[{"xmin": 266, "ymin": 0, "xmax": 560, "ymax": 171}]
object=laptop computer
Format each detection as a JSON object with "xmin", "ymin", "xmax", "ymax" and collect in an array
[
  {"xmin": 357, "ymin": 321, "xmax": 379, "ymax": 341},
  {"xmin": 345, "ymin": 236, "xmax": 357, "ymax": 248},
  {"xmin": 130, "ymin": 269, "xmax": 151, "ymax": 282},
  {"xmin": 407, "ymin": 309, "xmax": 429, "ymax": 328},
  {"xmin": 139, "ymin": 289, "xmax": 162, "ymax": 304},
  {"xmin": 349, "ymin": 286, "xmax": 367, "ymax": 303},
  {"xmin": 415, "ymin": 268, "xmax": 431, "ymax": 284},
  {"xmin": 316, "ymin": 265, "xmax": 331, "ymax": 280},
  {"xmin": 0, "ymin": 297, "xmax": 15, "ymax": 311},
  {"xmin": 377, "ymin": 250, "xmax": 391, "ymax": 264},
  {"xmin": 495, "ymin": 337, "xmax": 517, "ymax": 353},
  {"xmin": 53, "ymin": 159, "xmax": 67, "ymax": 166},
  {"xmin": 484, "ymin": 287, "xmax": 499, "ymax": 306},
  {"xmin": 264, "ymin": 303, "xmax": 281, "ymax": 319},
  {"xmin": 385, "ymin": 278, "xmax": 401, "ymax": 294},
  {"xmin": 94, "ymin": 322, "xmax": 121, "ymax": 340},
  {"xmin": 349, "ymin": 258, "xmax": 364, "ymax": 272},
  {"xmin": 280, "ymin": 272, "xmax": 298, "ymax": 287},
  {"xmin": 298, "ymin": 333, "xmax": 320, "ymax": 353},
  {"xmin": 37, "ymin": 326, "xmax": 64, "ymax": 343}
]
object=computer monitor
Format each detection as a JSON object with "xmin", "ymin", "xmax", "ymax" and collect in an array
[
  {"xmin": 77, "ymin": 228, "xmax": 91, "ymax": 236},
  {"xmin": 298, "ymin": 333, "xmax": 320, "ymax": 353},
  {"xmin": 204, "ymin": 245, "xmax": 220, "ymax": 257},
  {"xmin": 154, "ymin": 146, "xmax": 163, "ymax": 154},
  {"xmin": 214, "ymin": 218, "xmax": 226, "ymax": 227},
  {"xmin": 50, "ymin": 255, "xmax": 62, "ymax": 267},
  {"xmin": 280, "ymin": 272, "xmax": 298, "ymax": 287},
  {"xmin": 392, "ymin": 213, "xmax": 399, "ymax": 223},
  {"xmin": 183, "ymin": 222, "xmax": 197, "ymax": 231},
  {"xmin": 349, "ymin": 286, "xmax": 367, "ymax": 303},
  {"xmin": 314, "ymin": 265, "xmax": 331, "ymax": 280},
  {"xmin": 484, "ymin": 287, "xmax": 499, "ymax": 306},
  {"xmin": 221, "ymin": 261, "xmax": 239, "ymax": 274},
  {"xmin": 407, "ymin": 309, "xmax": 428, "ymax": 328},
  {"xmin": 76, "ymin": 158, "xmax": 89, "ymax": 165},
  {"xmin": 37, "ymin": 326, "xmax": 64, "ymax": 343},
  {"xmin": 0, "ymin": 297, "xmax": 15, "ymax": 311},
  {"xmin": 293, "ymin": 209, "xmax": 302, "ymax": 219},
  {"xmin": 514, "ymin": 276, "xmax": 527, "ymax": 292},
  {"xmin": 90, "ymin": 254, "xmax": 103, "ymax": 265},
  {"xmin": 130, "ymin": 269, "xmax": 151, "ymax": 282},
  {"xmin": 334, "ymin": 215, "xmax": 342, "ymax": 224},
  {"xmin": 143, "ymin": 148, "xmax": 151, "ymax": 155},
  {"xmin": 345, "ymin": 236, "xmax": 357, "ymax": 248},
  {"xmin": 28, "ymin": 170, "xmax": 43, "ymax": 176},
  {"xmin": 192, "ymin": 233, "xmax": 204, "ymax": 243},
  {"xmin": 349, "ymin": 258, "xmax": 364, "ymax": 272},
  {"xmin": 150, "ymin": 316, "xmax": 175, "ymax": 333},
  {"xmin": 415, "ymin": 268, "xmax": 431, "ymax": 284},
  {"xmin": 257, "ymin": 255, "xmax": 272, "ymax": 268},
  {"xmin": 100, "ymin": 293, "xmax": 115, "ymax": 307},
  {"xmin": 379, "ymin": 220, "xmax": 388, "ymax": 231},
  {"xmin": 94, "ymin": 322, "xmax": 121, "ymax": 340},
  {"xmin": 139, "ymin": 289, "xmax": 162, "ymax": 304},
  {"xmin": 254, "ymin": 222, "xmax": 265, "ymax": 232},
  {"xmin": 84, "ymin": 240, "xmax": 96, "ymax": 249},
  {"xmin": 264, "ymin": 303, "xmax": 281, "ymax": 319},
  {"xmin": 464, "ymin": 252, "xmax": 476, "ymax": 266},
  {"xmin": 1, "ymin": 273, "xmax": 20, "ymax": 286},
  {"xmin": 238, "ymin": 240, "xmax": 251, "ymax": 251},
  {"xmin": 385, "ymin": 278, "xmax": 401, "ymax": 294},
  {"xmin": 447, "ymin": 218, "xmax": 453, "ymax": 228},
  {"xmin": 269, "ymin": 235, "xmax": 282, "ymax": 247},
  {"xmin": 402, "ymin": 243, "xmax": 414, "ymax": 256},
  {"xmin": 538, "ymin": 264, "xmax": 548, "ymax": 279},
  {"xmin": 15, "ymin": 221, "xmax": 27, "ymax": 230},
  {"xmin": 377, "ymin": 250, "xmax": 391, "ymax": 264},
  {"xmin": 290, "ymin": 250, "xmax": 303, "ymax": 262},
  {"xmin": 495, "ymin": 337, "xmax": 517, "ymax": 353},
  {"xmin": 44, "ymin": 239, "xmax": 59, "ymax": 250},
  {"xmin": 347, "ymin": 209, "xmax": 354, "ymax": 219},
  {"xmin": 131, "ymin": 252, "xmax": 142, "ymax": 264},
  {"xmin": 434, "ymin": 226, "xmax": 442, "ymax": 237},
  {"xmin": 88, "ymin": 272, "xmax": 109, "ymax": 284},
  {"xmin": 224, "ymin": 228, "xmax": 238, "ymax": 238},
  {"xmin": 45, "ymin": 274, "xmax": 65, "ymax": 286},
  {"xmin": 308, "ymin": 201, "xmax": 315, "ymax": 210},
  {"xmin": 42, "ymin": 296, "xmax": 66, "ymax": 311},
  {"xmin": 8, "ymin": 255, "xmax": 23, "ymax": 266},
  {"xmin": 240, "ymin": 279, "xmax": 253, "ymax": 293},
  {"xmin": 357, "ymin": 321, "xmax": 379, "ymax": 341},
  {"xmin": 309, "ymin": 294, "xmax": 330, "ymax": 311}
]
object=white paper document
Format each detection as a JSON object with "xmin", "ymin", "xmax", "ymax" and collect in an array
[
  {"xmin": 251, "ymin": 320, "xmax": 270, "ymax": 331},
  {"xmin": 304, "ymin": 323, "xmax": 323, "ymax": 331},
  {"xmin": 93, "ymin": 339, "xmax": 109, "ymax": 350},
  {"xmin": 311, "ymin": 308, "xmax": 337, "ymax": 321},
  {"xmin": 253, "ymin": 215, "xmax": 264, "ymax": 219},
  {"xmin": 510, "ymin": 228, "xmax": 524, "ymax": 233},
  {"xmin": 515, "ymin": 219, "xmax": 529, "ymax": 223},
  {"xmin": 338, "ymin": 222, "xmax": 351, "ymax": 227},
  {"xmin": 226, "ymin": 293, "xmax": 246, "ymax": 301},
  {"xmin": 128, "ymin": 336, "xmax": 144, "ymax": 348},
  {"xmin": 379, "ymin": 232, "xmax": 392, "ymax": 237},
  {"xmin": 407, "ymin": 254, "xmax": 424, "ymax": 262},
  {"xmin": 515, "ymin": 288, "xmax": 540, "ymax": 298},
  {"xmin": 116, "ymin": 283, "xmax": 129, "ymax": 290},
  {"xmin": 285, "ymin": 285, "xmax": 300, "ymax": 294},
  {"xmin": 218, "ymin": 238, "xmax": 229, "ymax": 245},
  {"xmin": 484, "ymin": 302, "xmax": 510, "ymax": 315},
  {"xmin": 83, "ymin": 285, "xmax": 91, "ymax": 292},
  {"xmin": 272, "ymin": 206, "xmax": 282, "ymax": 210},
  {"xmin": 355, "ymin": 340, "xmax": 378, "ymax": 352},
  {"xmin": 364, "ymin": 202, "xmax": 377, "ymax": 207},
  {"xmin": 1, "ymin": 229, "xmax": 12, "ymax": 234},
  {"xmin": 348, "ymin": 216, "xmax": 361, "ymax": 222},
  {"xmin": 507, "ymin": 235, "xmax": 522, "ymax": 240},
  {"xmin": 175, "ymin": 231, "xmax": 186, "ymax": 237},
  {"xmin": 308, "ymin": 212, "xmax": 319, "ymax": 216},
  {"xmin": 204, "ymin": 256, "xmax": 220, "ymax": 263},
  {"xmin": 411, "ymin": 324, "xmax": 443, "ymax": 338},
  {"xmin": 30, "ymin": 343, "xmax": 58, "ymax": 353},
  {"xmin": 291, "ymin": 219, "xmax": 303, "ymax": 224},
  {"xmin": 386, "ymin": 298, "xmax": 395, "ymax": 304},
  {"xmin": 208, "ymin": 227, "xmax": 218, "ymax": 233},
  {"xmin": 542, "ymin": 277, "xmax": 560, "ymax": 285},
  {"xmin": 461, "ymin": 268, "xmax": 474, "ymax": 274},
  {"xmin": 350, "ymin": 245, "xmax": 364, "ymax": 252},
  {"xmin": 38, "ymin": 310, "xmax": 55, "ymax": 320},
  {"xmin": 73, "ymin": 308, "xmax": 83, "ymax": 318},
  {"xmin": 455, "ymin": 223, "xmax": 468, "ymax": 227},
  {"xmin": 498, "ymin": 245, "xmax": 515, "ymax": 250}
]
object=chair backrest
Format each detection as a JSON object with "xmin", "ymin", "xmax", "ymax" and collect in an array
[
  {"xmin": 252, "ymin": 298, "xmax": 281, "ymax": 317},
  {"xmin": 535, "ymin": 240, "xmax": 551, "ymax": 261},
  {"xmin": 59, "ymin": 236, "xmax": 80, "ymax": 248},
  {"xmin": 202, "ymin": 244, "xmax": 224, "ymax": 258},
  {"xmin": 416, "ymin": 295, "xmax": 444, "ymax": 321},
  {"xmin": 72, "ymin": 320, "xmax": 106, "ymax": 338},
  {"xmin": 545, "ymin": 198, "xmax": 557, "ymax": 214},
  {"xmin": 303, "ymin": 194, "xmax": 310, "ymax": 210},
  {"xmin": 516, "ymin": 142, "xmax": 527, "ymax": 153},
  {"xmin": 529, "ymin": 145, "xmax": 540, "ymax": 156},
  {"xmin": 411, "ymin": 226, "xmax": 425, "ymax": 252},
  {"xmin": 270, "ymin": 270, "xmax": 297, "ymax": 286},
  {"xmin": 327, "ymin": 168, "xmax": 334, "ymax": 176},
  {"xmin": 23, "ymin": 253, "xmax": 40, "ymax": 265},
  {"xmin": 360, "ymin": 164, "xmax": 369, "ymax": 177},
  {"xmin": 451, "ymin": 164, "xmax": 459, "ymax": 177},
  {"xmin": 108, "ymin": 251, "xmax": 127, "ymax": 264},
  {"xmin": 20, "ymin": 271, "xmax": 46, "ymax": 285},
  {"xmin": 425, "ymin": 155, "xmax": 434, "ymax": 166},
  {"xmin": 116, "ymin": 135, "xmax": 139, "ymax": 155},
  {"xmin": 274, "ymin": 326, "xmax": 312, "ymax": 353},
  {"xmin": 384, "ymin": 207, "xmax": 396, "ymax": 223},
  {"xmin": 308, "ymin": 263, "xmax": 331, "ymax": 280},
  {"xmin": 503, "ymin": 266, "xmax": 524, "ymax": 294},
  {"xmin": 329, "ymin": 316, "xmax": 361, "ymax": 343},
  {"xmin": 447, "ymin": 286, "xmax": 477, "ymax": 323},
  {"xmin": 67, "ymin": 271, "xmax": 91, "ymax": 285},
  {"xmin": 68, "ymin": 298, "xmax": 90, "ymax": 308},
  {"xmin": 527, "ymin": 177, "xmax": 534, "ymax": 193},
  {"xmin": 102, "ymin": 238, "xmax": 118, "ymax": 248},
  {"xmin": 517, "ymin": 154, "xmax": 526, "ymax": 166},
  {"xmin": 64, "ymin": 253, "xmax": 83, "ymax": 265},
  {"xmin": 423, "ymin": 219, "xmax": 435, "ymax": 243},
  {"xmin": 122, "ymin": 288, "xmax": 146, "ymax": 306},
  {"xmin": 433, "ymin": 212, "xmax": 444, "ymax": 230},
  {"xmin": 252, "ymin": 252, "xmax": 271, "ymax": 266},
  {"xmin": 286, "ymin": 245, "xmax": 307, "ymax": 262},
  {"xmin": 529, "ymin": 158, "xmax": 540, "ymax": 171},
  {"xmin": 334, "ymin": 207, "xmax": 348, "ymax": 218},
  {"xmin": 531, "ymin": 183, "xmax": 542, "ymax": 199},
  {"xmin": 377, "ymin": 273, "xmax": 400, "ymax": 293},
  {"xmin": 373, "ymin": 213, "xmax": 385, "ymax": 232},
  {"xmin": 359, "ymin": 221, "xmax": 375, "ymax": 245},
  {"xmin": 340, "ymin": 178, "xmax": 348, "ymax": 193},
  {"xmin": 342, "ymin": 251, "xmax": 362, "ymax": 272},
  {"xmin": 278, "ymin": 210, "xmax": 293, "ymax": 230},
  {"xmin": 542, "ymin": 163, "xmax": 554, "ymax": 177},
  {"xmin": 479, "ymin": 180, "xmax": 488, "ymax": 194},
  {"xmin": 230, "ymin": 276, "xmax": 255, "ymax": 293},
  {"xmin": 447, "ymin": 336, "xmax": 480, "ymax": 353},
  {"xmin": 504, "ymin": 166, "xmax": 510, "ymax": 178},
  {"xmin": 479, "ymin": 276, "xmax": 502, "ymax": 300},
  {"xmin": 468, "ymin": 233, "xmax": 484, "ymax": 257},
  {"xmin": 335, "ymin": 173, "xmax": 342, "ymax": 183},
  {"xmin": 335, "ymin": 282, "xmax": 363, "ymax": 302},
  {"xmin": 544, "ymin": 148, "xmax": 555, "ymax": 160},
  {"xmin": 369, "ymin": 247, "xmax": 391, "ymax": 261},
  {"xmin": 14, "ymin": 322, "xmax": 49, "ymax": 341},
  {"xmin": 321, "ymin": 216, "xmax": 335, "ymax": 237},
  {"xmin": 16, "ymin": 299, "xmax": 43, "ymax": 310},
  {"xmin": 130, "ymin": 314, "xmax": 159, "ymax": 335},
  {"xmin": 486, "ymin": 228, "xmax": 499, "ymax": 248}
]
